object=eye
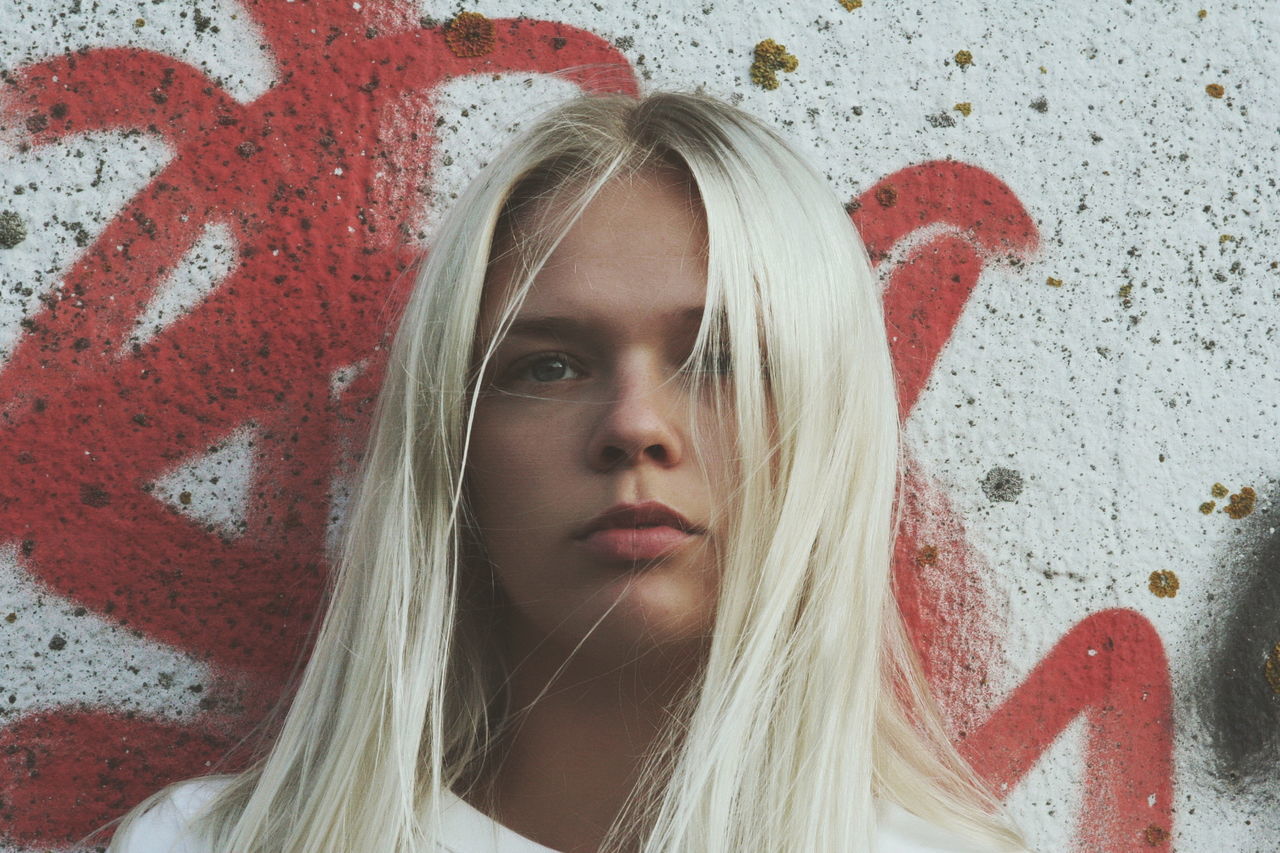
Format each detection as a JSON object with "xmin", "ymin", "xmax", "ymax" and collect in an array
[{"xmin": 507, "ymin": 352, "xmax": 582, "ymax": 385}]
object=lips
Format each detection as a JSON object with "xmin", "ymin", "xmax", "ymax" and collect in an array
[{"xmin": 574, "ymin": 500, "xmax": 704, "ymax": 539}]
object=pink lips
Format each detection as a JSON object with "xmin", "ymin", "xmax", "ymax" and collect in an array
[
  {"xmin": 574, "ymin": 500, "xmax": 704, "ymax": 562},
  {"xmin": 578, "ymin": 525, "xmax": 697, "ymax": 561}
]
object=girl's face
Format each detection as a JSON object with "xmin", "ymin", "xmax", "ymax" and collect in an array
[{"xmin": 465, "ymin": 168, "xmax": 729, "ymax": 670}]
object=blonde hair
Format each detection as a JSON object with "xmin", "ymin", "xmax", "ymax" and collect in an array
[{"xmin": 110, "ymin": 90, "xmax": 1024, "ymax": 851}]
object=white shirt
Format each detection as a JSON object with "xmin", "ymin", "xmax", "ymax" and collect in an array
[{"xmin": 110, "ymin": 776, "xmax": 995, "ymax": 852}]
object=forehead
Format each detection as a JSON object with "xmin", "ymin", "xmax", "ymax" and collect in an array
[{"xmin": 479, "ymin": 169, "xmax": 710, "ymax": 345}]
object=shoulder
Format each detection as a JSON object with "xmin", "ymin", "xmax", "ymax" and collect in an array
[
  {"xmin": 110, "ymin": 777, "xmax": 235, "ymax": 853},
  {"xmin": 876, "ymin": 799, "xmax": 1011, "ymax": 853}
]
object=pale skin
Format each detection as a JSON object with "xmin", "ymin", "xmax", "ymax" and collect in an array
[{"xmin": 462, "ymin": 168, "xmax": 731, "ymax": 852}]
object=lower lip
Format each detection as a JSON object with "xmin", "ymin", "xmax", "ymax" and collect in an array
[{"xmin": 577, "ymin": 526, "xmax": 697, "ymax": 562}]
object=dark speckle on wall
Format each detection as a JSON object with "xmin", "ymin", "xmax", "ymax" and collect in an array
[
  {"xmin": 981, "ymin": 466, "xmax": 1023, "ymax": 502},
  {"xmin": 0, "ymin": 210, "xmax": 28, "ymax": 249}
]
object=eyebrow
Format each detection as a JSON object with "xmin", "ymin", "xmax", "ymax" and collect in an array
[{"xmin": 500, "ymin": 306, "xmax": 711, "ymax": 342}]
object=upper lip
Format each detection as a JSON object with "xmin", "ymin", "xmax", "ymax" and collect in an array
[{"xmin": 575, "ymin": 500, "xmax": 704, "ymax": 538}]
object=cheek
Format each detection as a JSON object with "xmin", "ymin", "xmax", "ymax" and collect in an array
[{"xmin": 464, "ymin": 405, "xmax": 570, "ymax": 526}]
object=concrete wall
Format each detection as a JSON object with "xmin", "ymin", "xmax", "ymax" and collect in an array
[{"xmin": 1, "ymin": 1, "xmax": 1276, "ymax": 849}]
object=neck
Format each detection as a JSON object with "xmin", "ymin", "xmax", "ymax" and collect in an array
[{"xmin": 467, "ymin": 617, "xmax": 704, "ymax": 853}]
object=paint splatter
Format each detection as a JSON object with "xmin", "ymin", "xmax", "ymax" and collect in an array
[
  {"xmin": 954, "ymin": 49, "xmax": 973, "ymax": 67},
  {"xmin": 916, "ymin": 545, "xmax": 939, "ymax": 567},
  {"xmin": 445, "ymin": 11, "xmax": 496, "ymax": 58},
  {"xmin": 1211, "ymin": 482, "xmax": 1229, "ymax": 498},
  {"xmin": 1046, "ymin": 276, "xmax": 1063, "ymax": 287},
  {"xmin": 750, "ymin": 39, "xmax": 798, "ymax": 90},
  {"xmin": 1205, "ymin": 83, "xmax": 1225, "ymax": 98},
  {"xmin": 1148, "ymin": 570, "xmax": 1179, "ymax": 598},
  {"xmin": 954, "ymin": 102, "xmax": 972, "ymax": 116},
  {"xmin": 1224, "ymin": 486, "xmax": 1257, "ymax": 519},
  {"xmin": 0, "ymin": 210, "xmax": 27, "ymax": 249},
  {"xmin": 1200, "ymin": 501, "xmax": 1216, "ymax": 514},
  {"xmin": 980, "ymin": 467, "xmax": 1023, "ymax": 502}
]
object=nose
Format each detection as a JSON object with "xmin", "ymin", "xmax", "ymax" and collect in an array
[{"xmin": 587, "ymin": 358, "xmax": 686, "ymax": 472}]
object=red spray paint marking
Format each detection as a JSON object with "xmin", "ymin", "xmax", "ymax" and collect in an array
[
  {"xmin": 0, "ymin": 1, "xmax": 637, "ymax": 843},
  {"xmin": 0, "ymin": 17, "xmax": 1174, "ymax": 849},
  {"xmin": 960, "ymin": 609, "xmax": 1176, "ymax": 851},
  {"xmin": 865, "ymin": 164, "xmax": 1175, "ymax": 849}
]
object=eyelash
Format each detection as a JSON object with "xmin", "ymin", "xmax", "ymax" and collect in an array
[{"xmin": 505, "ymin": 349, "xmax": 732, "ymax": 386}]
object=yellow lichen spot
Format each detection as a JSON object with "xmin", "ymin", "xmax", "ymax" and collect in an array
[
  {"xmin": 1197, "ymin": 9, "xmax": 1207, "ymax": 18},
  {"xmin": 134, "ymin": 17, "xmax": 145, "ymax": 27},
  {"xmin": 750, "ymin": 39, "xmax": 799, "ymax": 90},
  {"xmin": 1205, "ymin": 83, "xmax": 1225, "ymax": 98},
  {"xmin": 1219, "ymin": 233, "xmax": 1235, "ymax": 244},
  {"xmin": 1039, "ymin": 65, "xmax": 1047, "ymax": 74},
  {"xmin": 1148, "ymin": 570, "xmax": 1179, "ymax": 598},
  {"xmin": 954, "ymin": 49, "xmax": 973, "ymax": 67},
  {"xmin": 954, "ymin": 102, "xmax": 972, "ymax": 116},
  {"xmin": 1266, "ymin": 643, "xmax": 1280, "ymax": 694},
  {"xmin": 1210, "ymin": 482, "xmax": 1229, "ymax": 498},
  {"xmin": 1199, "ymin": 501, "xmax": 1215, "ymax": 514},
  {"xmin": 839, "ymin": 0, "xmax": 863, "ymax": 9},
  {"xmin": 444, "ymin": 11, "xmax": 495, "ymax": 58},
  {"xmin": 1046, "ymin": 276, "xmax": 1063, "ymax": 287},
  {"xmin": 1224, "ymin": 486, "xmax": 1256, "ymax": 519},
  {"xmin": 1119, "ymin": 284, "xmax": 1133, "ymax": 298},
  {"xmin": 916, "ymin": 545, "xmax": 939, "ymax": 567}
]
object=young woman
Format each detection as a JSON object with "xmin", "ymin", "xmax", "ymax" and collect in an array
[{"xmin": 107, "ymin": 91, "xmax": 1026, "ymax": 852}]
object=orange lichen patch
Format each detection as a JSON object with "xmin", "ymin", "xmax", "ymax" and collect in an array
[
  {"xmin": 916, "ymin": 545, "xmax": 939, "ymax": 567},
  {"xmin": 1265, "ymin": 643, "xmax": 1280, "ymax": 694},
  {"xmin": 874, "ymin": 185, "xmax": 898, "ymax": 208},
  {"xmin": 839, "ymin": 0, "xmax": 863, "ymax": 9},
  {"xmin": 444, "ymin": 11, "xmax": 496, "ymax": 58},
  {"xmin": 1199, "ymin": 501, "xmax": 1215, "ymax": 514},
  {"xmin": 954, "ymin": 102, "xmax": 972, "ymax": 116},
  {"xmin": 1046, "ymin": 276, "xmax": 1063, "ymax": 287},
  {"xmin": 1148, "ymin": 570, "xmax": 1179, "ymax": 598},
  {"xmin": 1224, "ymin": 486, "xmax": 1256, "ymax": 519},
  {"xmin": 954, "ymin": 50, "xmax": 973, "ymax": 67},
  {"xmin": 750, "ymin": 39, "xmax": 799, "ymax": 90},
  {"xmin": 1144, "ymin": 824, "xmax": 1170, "ymax": 846},
  {"xmin": 1210, "ymin": 482, "xmax": 1229, "ymax": 498},
  {"xmin": 1205, "ymin": 83, "xmax": 1225, "ymax": 98}
]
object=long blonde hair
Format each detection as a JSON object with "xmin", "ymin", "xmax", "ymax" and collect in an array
[{"xmin": 110, "ymin": 90, "xmax": 1024, "ymax": 851}]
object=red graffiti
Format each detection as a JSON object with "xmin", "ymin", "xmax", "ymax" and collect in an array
[
  {"xmin": 0, "ymin": 8, "xmax": 1175, "ymax": 849},
  {"xmin": 866, "ymin": 164, "xmax": 1175, "ymax": 850},
  {"xmin": 0, "ymin": 2, "xmax": 636, "ymax": 844},
  {"xmin": 962, "ymin": 610, "xmax": 1175, "ymax": 852}
]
